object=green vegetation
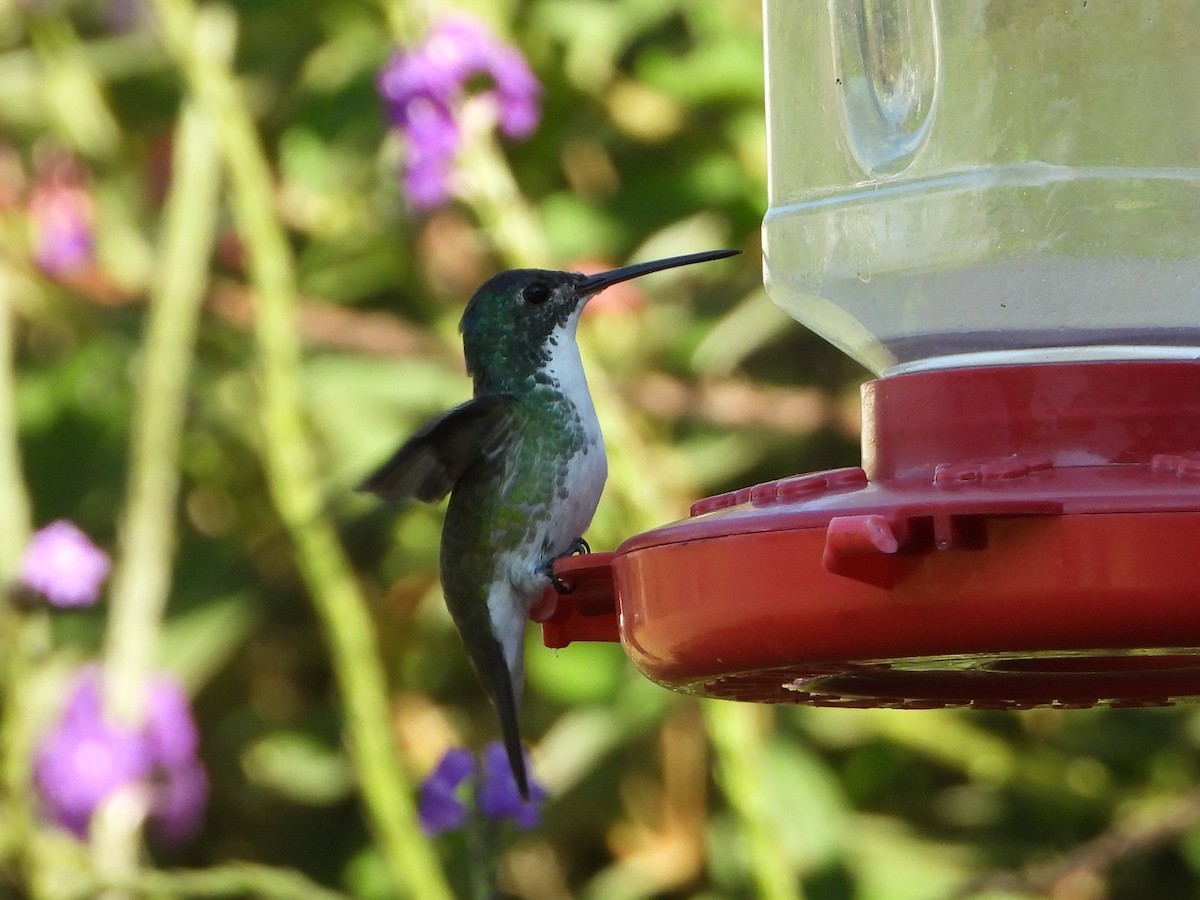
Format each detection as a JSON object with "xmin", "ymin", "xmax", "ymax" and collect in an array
[{"xmin": 1, "ymin": 1, "xmax": 1197, "ymax": 897}]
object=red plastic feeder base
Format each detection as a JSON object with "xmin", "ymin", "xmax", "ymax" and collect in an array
[{"xmin": 540, "ymin": 361, "xmax": 1200, "ymax": 708}]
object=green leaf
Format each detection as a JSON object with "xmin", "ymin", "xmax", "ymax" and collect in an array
[{"xmin": 242, "ymin": 731, "xmax": 355, "ymax": 806}]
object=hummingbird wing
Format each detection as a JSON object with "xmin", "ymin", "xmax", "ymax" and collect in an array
[{"xmin": 358, "ymin": 394, "xmax": 516, "ymax": 503}]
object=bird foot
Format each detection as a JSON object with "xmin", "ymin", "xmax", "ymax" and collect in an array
[{"xmin": 543, "ymin": 536, "xmax": 591, "ymax": 594}]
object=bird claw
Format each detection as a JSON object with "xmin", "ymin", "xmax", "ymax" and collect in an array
[
  {"xmin": 543, "ymin": 536, "xmax": 591, "ymax": 594},
  {"xmin": 537, "ymin": 556, "xmax": 573, "ymax": 594}
]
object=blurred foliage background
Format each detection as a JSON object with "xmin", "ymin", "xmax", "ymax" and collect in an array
[{"xmin": 3, "ymin": 0, "xmax": 1200, "ymax": 898}]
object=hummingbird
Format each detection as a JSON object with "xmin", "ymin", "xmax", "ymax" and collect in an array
[{"xmin": 360, "ymin": 249, "xmax": 739, "ymax": 797}]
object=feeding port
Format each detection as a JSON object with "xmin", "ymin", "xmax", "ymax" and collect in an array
[{"xmin": 539, "ymin": 3, "xmax": 1200, "ymax": 709}]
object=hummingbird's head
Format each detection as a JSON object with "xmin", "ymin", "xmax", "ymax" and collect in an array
[
  {"xmin": 460, "ymin": 268, "xmax": 589, "ymax": 389},
  {"xmin": 459, "ymin": 249, "xmax": 740, "ymax": 390}
]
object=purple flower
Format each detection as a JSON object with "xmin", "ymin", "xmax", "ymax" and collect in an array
[
  {"xmin": 34, "ymin": 708, "xmax": 148, "ymax": 838},
  {"xmin": 418, "ymin": 747, "xmax": 475, "ymax": 835},
  {"xmin": 377, "ymin": 15, "xmax": 542, "ymax": 209},
  {"xmin": 400, "ymin": 97, "xmax": 460, "ymax": 208},
  {"xmin": 478, "ymin": 741, "xmax": 545, "ymax": 830},
  {"xmin": 28, "ymin": 162, "xmax": 95, "ymax": 277},
  {"xmin": 144, "ymin": 674, "xmax": 201, "ymax": 768},
  {"xmin": 152, "ymin": 758, "xmax": 208, "ymax": 846},
  {"xmin": 20, "ymin": 520, "xmax": 111, "ymax": 608},
  {"xmin": 417, "ymin": 742, "xmax": 546, "ymax": 835},
  {"xmin": 106, "ymin": 0, "xmax": 150, "ymax": 33},
  {"xmin": 34, "ymin": 666, "xmax": 207, "ymax": 844}
]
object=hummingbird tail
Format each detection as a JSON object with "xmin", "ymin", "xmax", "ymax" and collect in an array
[{"xmin": 489, "ymin": 656, "xmax": 531, "ymax": 800}]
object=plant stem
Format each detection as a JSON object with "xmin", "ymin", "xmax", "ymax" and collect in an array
[
  {"xmin": 705, "ymin": 702, "xmax": 804, "ymax": 900},
  {"xmin": 26, "ymin": 14, "xmax": 123, "ymax": 160},
  {"xmin": 0, "ymin": 266, "xmax": 35, "ymax": 888},
  {"xmin": 147, "ymin": 2, "xmax": 451, "ymax": 895},
  {"xmin": 464, "ymin": 774, "xmax": 502, "ymax": 900},
  {"xmin": 89, "ymin": 861, "xmax": 351, "ymax": 900},
  {"xmin": 104, "ymin": 96, "xmax": 222, "ymax": 724},
  {"xmin": 456, "ymin": 117, "xmax": 549, "ymax": 269},
  {"xmin": 97, "ymin": 88, "xmax": 222, "ymax": 892},
  {"xmin": 0, "ymin": 272, "xmax": 30, "ymax": 582}
]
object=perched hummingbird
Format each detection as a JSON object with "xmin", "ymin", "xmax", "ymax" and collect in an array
[{"xmin": 360, "ymin": 249, "xmax": 739, "ymax": 796}]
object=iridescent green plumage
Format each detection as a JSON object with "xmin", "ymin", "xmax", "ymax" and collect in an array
[{"xmin": 440, "ymin": 390, "xmax": 599, "ymax": 796}]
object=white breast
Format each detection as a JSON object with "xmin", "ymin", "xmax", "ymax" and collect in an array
[
  {"xmin": 540, "ymin": 318, "xmax": 607, "ymax": 548},
  {"xmin": 487, "ymin": 315, "xmax": 609, "ymax": 688}
]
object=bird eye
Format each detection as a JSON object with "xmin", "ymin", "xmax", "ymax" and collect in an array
[{"xmin": 523, "ymin": 283, "xmax": 551, "ymax": 306}]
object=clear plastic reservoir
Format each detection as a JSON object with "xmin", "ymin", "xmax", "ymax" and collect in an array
[{"xmin": 762, "ymin": 1, "xmax": 1200, "ymax": 374}]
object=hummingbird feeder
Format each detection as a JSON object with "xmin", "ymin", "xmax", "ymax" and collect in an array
[{"xmin": 539, "ymin": 2, "xmax": 1200, "ymax": 710}]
